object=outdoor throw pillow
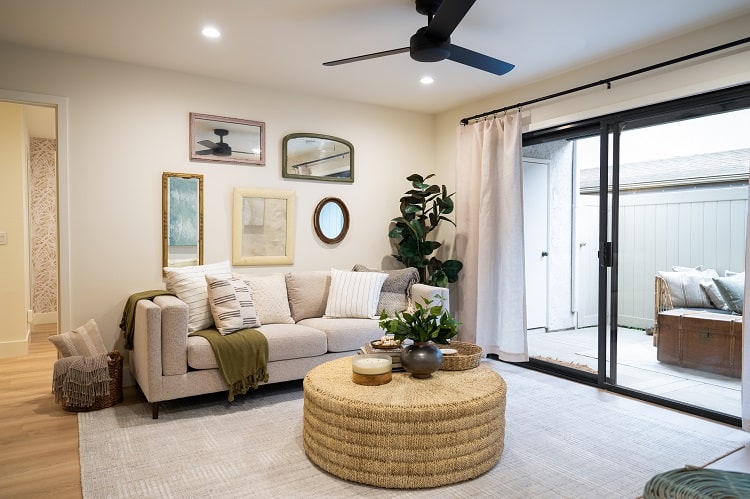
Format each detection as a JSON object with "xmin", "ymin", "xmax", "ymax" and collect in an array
[
  {"xmin": 164, "ymin": 260, "xmax": 232, "ymax": 332},
  {"xmin": 325, "ymin": 268, "xmax": 387, "ymax": 319},
  {"xmin": 700, "ymin": 280, "xmax": 730, "ymax": 311},
  {"xmin": 712, "ymin": 273, "xmax": 745, "ymax": 314},
  {"xmin": 48, "ymin": 318, "xmax": 108, "ymax": 358},
  {"xmin": 352, "ymin": 264, "xmax": 419, "ymax": 316},
  {"xmin": 205, "ymin": 275, "xmax": 261, "ymax": 335},
  {"xmin": 657, "ymin": 269, "xmax": 718, "ymax": 308}
]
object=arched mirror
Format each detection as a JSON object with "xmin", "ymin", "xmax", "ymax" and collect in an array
[
  {"xmin": 313, "ymin": 197, "xmax": 349, "ymax": 244},
  {"xmin": 282, "ymin": 133, "xmax": 353, "ymax": 182}
]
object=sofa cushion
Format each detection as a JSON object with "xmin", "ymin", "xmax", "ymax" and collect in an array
[
  {"xmin": 657, "ymin": 269, "xmax": 718, "ymax": 308},
  {"xmin": 205, "ymin": 275, "xmax": 261, "ymax": 334},
  {"xmin": 297, "ymin": 317, "xmax": 382, "ymax": 352},
  {"xmin": 285, "ymin": 271, "xmax": 331, "ymax": 322},
  {"xmin": 237, "ymin": 273, "xmax": 294, "ymax": 324},
  {"xmin": 352, "ymin": 264, "xmax": 419, "ymax": 316},
  {"xmin": 48, "ymin": 319, "xmax": 108, "ymax": 358},
  {"xmin": 325, "ymin": 268, "xmax": 387, "ymax": 319},
  {"xmin": 164, "ymin": 260, "xmax": 232, "ymax": 332},
  {"xmin": 713, "ymin": 273, "xmax": 745, "ymax": 314},
  {"xmin": 187, "ymin": 323, "xmax": 328, "ymax": 369}
]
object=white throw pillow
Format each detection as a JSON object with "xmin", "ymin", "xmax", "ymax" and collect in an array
[
  {"xmin": 238, "ymin": 273, "xmax": 295, "ymax": 324},
  {"xmin": 164, "ymin": 260, "xmax": 232, "ymax": 332},
  {"xmin": 657, "ymin": 269, "xmax": 717, "ymax": 308},
  {"xmin": 205, "ymin": 275, "xmax": 261, "ymax": 335},
  {"xmin": 325, "ymin": 268, "xmax": 388, "ymax": 319},
  {"xmin": 700, "ymin": 280, "xmax": 729, "ymax": 311}
]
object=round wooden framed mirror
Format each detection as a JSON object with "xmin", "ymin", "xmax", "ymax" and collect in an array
[{"xmin": 313, "ymin": 197, "xmax": 350, "ymax": 244}]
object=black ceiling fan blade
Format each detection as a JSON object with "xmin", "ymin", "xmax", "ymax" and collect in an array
[
  {"xmin": 425, "ymin": 0, "xmax": 476, "ymax": 41},
  {"xmin": 198, "ymin": 139, "xmax": 219, "ymax": 149},
  {"xmin": 447, "ymin": 44, "xmax": 514, "ymax": 75},
  {"xmin": 323, "ymin": 47, "xmax": 409, "ymax": 66},
  {"xmin": 195, "ymin": 149, "xmax": 215, "ymax": 155}
]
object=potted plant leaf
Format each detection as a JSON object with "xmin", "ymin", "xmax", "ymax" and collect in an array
[
  {"xmin": 378, "ymin": 298, "xmax": 459, "ymax": 378},
  {"xmin": 388, "ymin": 173, "xmax": 463, "ymax": 287}
]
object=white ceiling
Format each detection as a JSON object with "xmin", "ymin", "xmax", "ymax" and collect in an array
[{"xmin": 1, "ymin": 0, "xmax": 749, "ymax": 114}]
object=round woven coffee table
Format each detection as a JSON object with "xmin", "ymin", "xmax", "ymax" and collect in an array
[{"xmin": 303, "ymin": 356, "xmax": 507, "ymax": 489}]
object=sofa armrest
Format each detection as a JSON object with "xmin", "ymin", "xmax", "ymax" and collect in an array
[
  {"xmin": 411, "ymin": 283, "xmax": 450, "ymax": 313},
  {"xmin": 153, "ymin": 294, "xmax": 189, "ymax": 376}
]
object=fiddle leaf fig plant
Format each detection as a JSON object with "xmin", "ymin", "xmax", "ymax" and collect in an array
[{"xmin": 388, "ymin": 173, "xmax": 463, "ymax": 287}]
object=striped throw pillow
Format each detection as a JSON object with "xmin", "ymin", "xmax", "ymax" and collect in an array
[
  {"xmin": 164, "ymin": 260, "xmax": 232, "ymax": 332},
  {"xmin": 325, "ymin": 268, "xmax": 388, "ymax": 319},
  {"xmin": 205, "ymin": 275, "xmax": 261, "ymax": 335}
]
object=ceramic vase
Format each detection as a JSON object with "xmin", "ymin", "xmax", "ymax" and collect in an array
[{"xmin": 400, "ymin": 342, "xmax": 443, "ymax": 378}]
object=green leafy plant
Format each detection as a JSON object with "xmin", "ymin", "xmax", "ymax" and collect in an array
[
  {"xmin": 388, "ymin": 173, "xmax": 463, "ymax": 287},
  {"xmin": 378, "ymin": 298, "xmax": 459, "ymax": 345}
]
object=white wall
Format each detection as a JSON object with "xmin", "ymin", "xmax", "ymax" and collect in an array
[{"xmin": 0, "ymin": 42, "xmax": 435, "ymax": 352}]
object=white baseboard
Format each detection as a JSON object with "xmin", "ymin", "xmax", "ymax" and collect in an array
[
  {"xmin": 33, "ymin": 311, "xmax": 57, "ymax": 325},
  {"xmin": 0, "ymin": 339, "xmax": 30, "ymax": 359}
]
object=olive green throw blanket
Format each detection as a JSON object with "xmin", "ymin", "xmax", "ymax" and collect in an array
[{"xmin": 189, "ymin": 328, "xmax": 269, "ymax": 402}]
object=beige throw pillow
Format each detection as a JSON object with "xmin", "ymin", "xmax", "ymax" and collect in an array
[
  {"xmin": 657, "ymin": 269, "xmax": 718, "ymax": 308},
  {"xmin": 205, "ymin": 275, "xmax": 261, "ymax": 335},
  {"xmin": 285, "ymin": 271, "xmax": 331, "ymax": 322},
  {"xmin": 48, "ymin": 319, "xmax": 108, "ymax": 357},
  {"xmin": 238, "ymin": 273, "xmax": 295, "ymax": 324}
]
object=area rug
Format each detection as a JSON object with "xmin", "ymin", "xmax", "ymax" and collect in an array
[{"xmin": 79, "ymin": 361, "xmax": 744, "ymax": 498}]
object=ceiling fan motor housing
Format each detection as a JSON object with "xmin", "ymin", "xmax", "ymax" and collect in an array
[{"xmin": 410, "ymin": 27, "xmax": 450, "ymax": 62}]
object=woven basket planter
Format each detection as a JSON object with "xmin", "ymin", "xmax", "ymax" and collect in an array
[
  {"xmin": 63, "ymin": 351, "xmax": 123, "ymax": 412},
  {"xmin": 440, "ymin": 341, "xmax": 483, "ymax": 370}
]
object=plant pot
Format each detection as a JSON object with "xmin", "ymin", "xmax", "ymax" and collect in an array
[{"xmin": 400, "ymin": 342, "xmax": 443, "ymax": 379}]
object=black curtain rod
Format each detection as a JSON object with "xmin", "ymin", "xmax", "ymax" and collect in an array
[{"xmin": 460, "ymin": 36, "xmax": 750, "ymax": 125}]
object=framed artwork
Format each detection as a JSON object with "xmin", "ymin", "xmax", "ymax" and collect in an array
[
  {"xmin": 232, "ymin": 188, "xmax": 295, "ymax": 265},
  {"xmin": 190, "ymin": 112, "xmax": 265, "ymax": 165},
  {"xmin": 162, "ymin": 172, "xmax": 203, "ymax": 270}
]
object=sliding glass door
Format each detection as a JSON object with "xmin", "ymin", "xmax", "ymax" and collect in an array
[{"xmin": 522, "ymin": 84, "xmax": 750, "ymax": 423}]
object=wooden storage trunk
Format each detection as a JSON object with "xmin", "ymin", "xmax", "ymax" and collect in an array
[{"xmin": 657, "ymin": 309, "xmax": 742, "ymax": 378}]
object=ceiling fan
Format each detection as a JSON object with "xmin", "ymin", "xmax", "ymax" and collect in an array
[
  {"xmin": 196, "ymin": 129, "xmax": 254, "ymax": 157},
  {"xmin": 323, "ymin": 0, "xmax": 514, "ymax": 76}
]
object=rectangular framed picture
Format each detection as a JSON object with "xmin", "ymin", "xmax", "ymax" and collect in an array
[
  {"xmin": 232, "ymin": 188, "xmax": 295, "ymax": 265},
  {"xmin": 162, "ymin": 172, "xmax": 203, "ymax": 270},
  {"xmin": 190, "ymin": 112, "xmax": 265, "ymax": 165}
]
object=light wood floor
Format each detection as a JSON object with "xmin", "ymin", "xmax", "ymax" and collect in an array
[{"xmin": 0, "ymin": 324, "xmax": 82, "ymax": 498}]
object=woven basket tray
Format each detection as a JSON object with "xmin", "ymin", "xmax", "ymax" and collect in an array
[
  {"xmin": 440, "ymin": 341, "xmax": 483, "ymax": 371},
  {"xmin": 64, "ymin": 351, "xmax": 123, "ymax": 412}
]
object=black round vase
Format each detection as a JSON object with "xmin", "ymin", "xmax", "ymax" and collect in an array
[{"xmin": 400, "ymin": 342, "xmax": 443, "ymax": 378}]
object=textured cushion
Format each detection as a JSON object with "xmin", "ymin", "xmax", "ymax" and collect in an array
[
  {"xmin": 237, "ymin": 273, "xmax": 294, "ymax": 324},
  {"xmin": 324, "ymin": 268, "xmax": 387, "ymax": 319},
  {"xmin": 712, "ymin": 273, "xmax": 745, "ymax": 314},
  {"xmin": 700, "ymin": 280, "xmax": 729, "ymax": 311},
  {"xmin": 164, "ymin": 260, "xmax": 232, "ymax": 332},
  {"xmin": 205, "ymin": 275, "xmax": 261, "ymax": 335},
  {"xmin": 657, "ymin": 269, "xmax": 718, "ymax": 308},
  {"xmin": 285, "ymin": 271, "xmax": 331, "ymax": 322},
  {"xmin": 352, "ymin": 264, "xmax": 419, "ymax": 316},
  {"xmin": 297, "ymin": 317, "xmax": 382, "ymax": 352},
  {"xmin": 48, "ymin": 319, "xmax": 108, "ymax": 357}
]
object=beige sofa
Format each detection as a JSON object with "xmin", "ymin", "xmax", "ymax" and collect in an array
[{"xmin": 129, "ymin": 269, "xmax": 448, "ymax": 418}]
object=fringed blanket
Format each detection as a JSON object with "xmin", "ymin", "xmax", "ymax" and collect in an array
[
  {"xmin": 120, "ymin": 290, "xmax": 175, "ymax": 349},
  {"xmin": 53, "ymin": 353, "xmax": 111, "ymax": 408},
  {"xmin": 189, "ymin": 328, "xmax": 269, "ymax": 402}
]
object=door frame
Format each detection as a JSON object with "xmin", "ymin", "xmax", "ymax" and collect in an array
[{"xmin": 0, "ymin": 89, "xmax": 70, "ymax": 331}]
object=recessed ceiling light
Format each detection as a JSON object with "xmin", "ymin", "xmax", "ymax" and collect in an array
[
  {"xmin": 202, "ymin": 26, "xmax": 221, "ymax": 39},
  {"xmin": 420, "ymin": 76, "xmax": 434, "ymax": 85}
]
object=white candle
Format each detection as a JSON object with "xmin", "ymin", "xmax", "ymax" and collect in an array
[{"xmin": 352, "ymin": 356, "xmax": 391, "ymax": 375}]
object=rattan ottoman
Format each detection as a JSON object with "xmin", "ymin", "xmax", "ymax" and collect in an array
[{"xmin": 303, "ymin": 356, "xmax": 506, "ymax": 489}]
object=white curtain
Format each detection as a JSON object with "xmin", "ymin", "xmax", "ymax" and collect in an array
[
  {"xmin": 742, "ymin": 180, "xmax": 750, "ymax": 430},
  {"xmin": 455, "ymin": 112, "xmax": 528, "ymax": 362}
]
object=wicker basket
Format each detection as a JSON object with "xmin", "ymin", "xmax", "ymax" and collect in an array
[
  {"xmin": 439, "ymin": 341, "xmax": 483, "ymax": 371},
  {"xmin": 63, "ymin": 351, "xmax": 123, "ymax": 412}
]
